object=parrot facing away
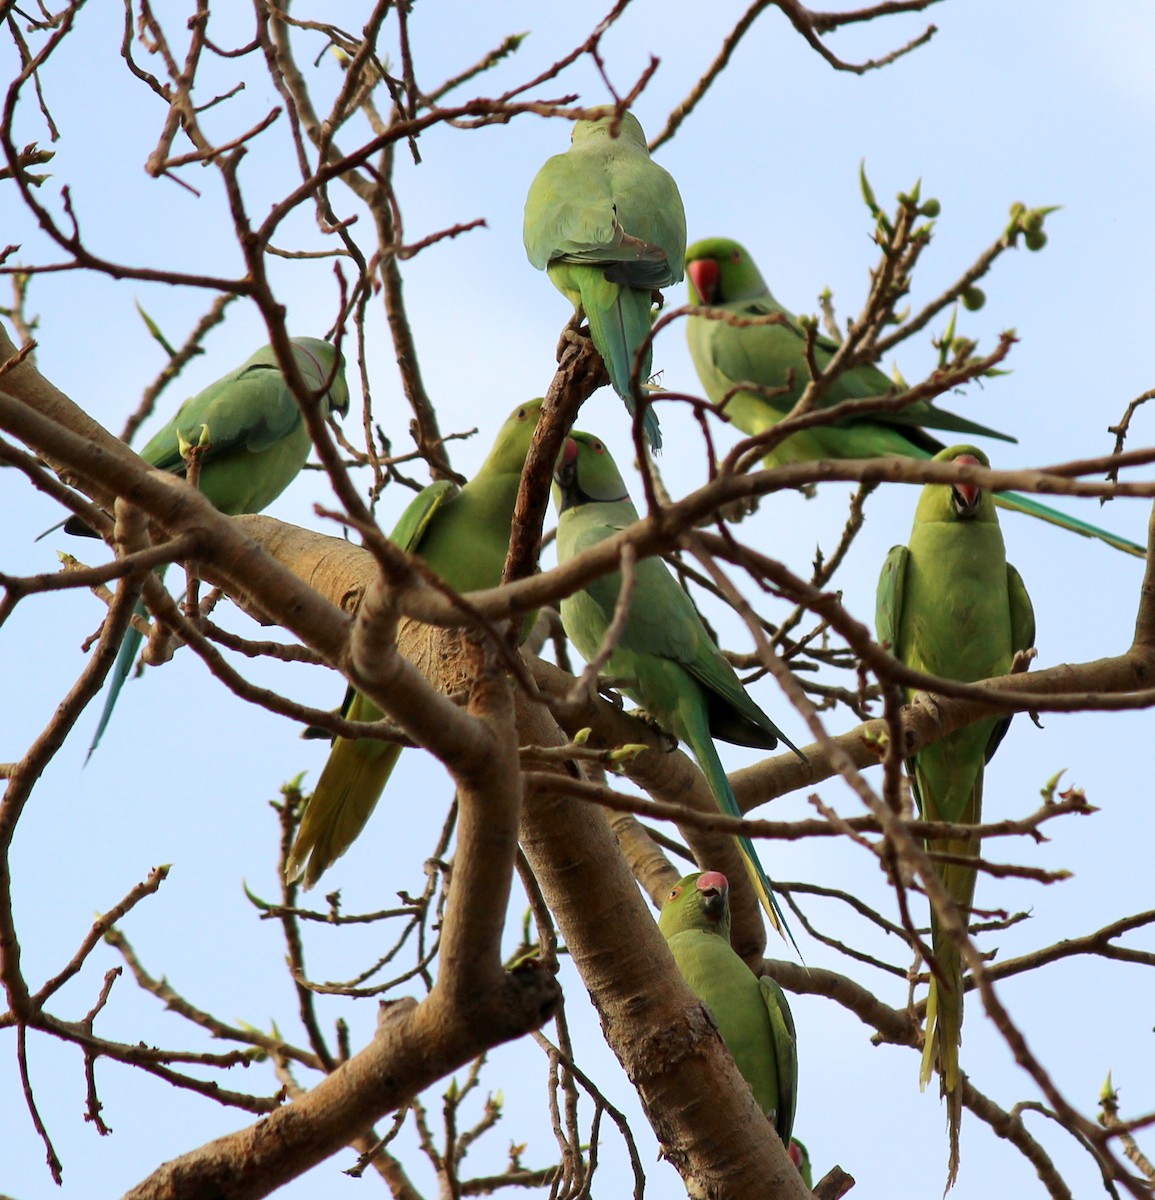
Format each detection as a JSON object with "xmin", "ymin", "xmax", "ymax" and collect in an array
[
  {"xmin": 78, "ymin": 337, "xmax": 349, "ymax": 757},
  {"xmin": 686, "ymin": 236, "xmax": 1145, "ymax": 557},
  {"xmin": 553, "ymin": 431, "xmax": 802, "ymax": 938},
  {"xmin": 875, "ymin": 444, "xmax": 1035, "ymax": 1186},
  {"xmin": 524, "ymin": 110, "xmax": 687, "ymax": 451},
  {"xmin": 285, "ymin": 399, "xmax": 544, "ymax": 888},
  {"xmin": 659, "ymin": 870, "xmax": 797, "ymax": 1144}
]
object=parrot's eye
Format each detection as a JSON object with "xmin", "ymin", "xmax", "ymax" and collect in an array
[
  {"xmin": 730, "ymin": 249, "xmax": 742, "ymax": 263},
  {"xmin": 593, "ymin": 440, "xmax": 605, "ymax": 453},
  {"xmin": 667, "ymin": 885, "xmax": 682, "ymax": 902}
]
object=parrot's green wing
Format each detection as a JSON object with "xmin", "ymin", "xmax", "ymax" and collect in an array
[
  {"xmin": 982, "ymin": 561, "xmax": 1037, "ymax": 765},
  {"xmin": 760, "ymin": 972, "xmax": 799, "ymax": 1144},
  {"xmin": 686, "ymin": 237, "xmax": 1145, "ymax": 556},
  {"xmin": 287, "ymin": 400, "xmax": 544, "ymax": 887},
  {"xmin": 874, "ymin": 544, "xmax": 909, "ymax": 653},
  {"xmin": 83, "ymin": 338, "xmax": 348, "ymax": 759},
  {"xmin": 389, "ymin": 479, "xmax": 459, "ymax": 553},
  {"xmin": 1007, "ymin": 563, "xmax": 1036, "ymax": 658},
  {"xmin": 524, "ymin": 112, "xmax": 686, "ymax": 450},
  {"xmin": 139, "ymin": 363, "xmax": 301, "ymax": 469}
]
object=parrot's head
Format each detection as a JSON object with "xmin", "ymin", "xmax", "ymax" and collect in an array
[
  {"xmin": 552, "ymin": 432, "xmax": 629, "ymax": 515},
  {"xmin": 657, "ymin": 871, "xmax": 732, "ymax": 940},
  {"xmin": 685, "ymin": 238, "xmax": 769, "ymax": 306},
  {"xmin": 571, "ymin": 108, "xmax": 647, "ymax": 150},
  {"xmin": 481, "ymin": 399, "xmax": 545, "ymax": 475},
  {"xmin": 788, "ymin": 1139, "xmax": 813, "ymax": 1189},
  {"xmin": 289, "ymin": 337, "xmax": 350, "ymax": 420},
  {"xmin": 926, "ymin": 445, "xmax": 997, "ymax": 524}
]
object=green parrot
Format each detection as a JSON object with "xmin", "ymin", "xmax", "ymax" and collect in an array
[
  {"xmin": 523, "ymin": 110, "xmax": 687, "ymax": 451},
  {"xmin": 78, "ymin": 337, "xmax": 349, "ymax": 757},
  {"xmin": 286, "ymin": 399, "xmax": 544, "ymax": 888},
  {"xmin": 686, "ymin": 237, "xmax": 1145, "ymax": 557},
  {"xmin": 553, "ymin": 432, "xmax": 802, "ymax": 938},
  {"xmin": 659, "ymin": 870, "xmax": 797, "ymax": 1144},
  {"xmin": 875, "ymin": 445, "xmax": 1035, "ymax": 1183},
  {"xmin": 788, "ymin": 1138, "xmax": 813, "ymax": 1189}
]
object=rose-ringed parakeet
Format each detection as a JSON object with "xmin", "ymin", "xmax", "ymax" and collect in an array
[
  {"xmin": 875, "ymin": 445, "xmax": 1035, "ymax": 1184},
  {"xmin": 686, "ymin": 237, "xmax": 1144, "ymax": 557},
  {"xmin": 788, "ymin": 1138, "xmax": 812, "ymax": 1189},
  {"xmin": 553, "ymin": 432, "xmax": 802, "ymax": 938},
  {"xmin": 285, "ymin": 399, "xmax": 543, "ymax": 888},
  {"xmin": 78, "ymin": 337, "xmax": 349, "ymax": 757},
  {"xmin": 523, "ymin": 110, "xmax": 687, "ymax": 451},
  {"xmin": 659, "ymin": 871, "xmax": 798, "ymax": 1144}
]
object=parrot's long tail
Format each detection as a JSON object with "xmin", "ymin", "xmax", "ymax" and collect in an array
[
  {"xmin": 693, "ymin": 728, "xmax": 799, "ymax": 954},
  {"xmin": 86, "ymin": 579, "xmax": 157, "ymax": 763},
  {"xmin": 994, "ymin": 490, "xmax": 1145, "ymax": 558},
  {"xmin": 286, "ymin": 692, "xmax": 403, "ymax": 888},
  {"xmin": 580, "ymin": 273, "xmax": 662, "ymax": 450},
  {"xmin": 920, "ymin": 790, "xmax": 980, "ymax": 1192}
]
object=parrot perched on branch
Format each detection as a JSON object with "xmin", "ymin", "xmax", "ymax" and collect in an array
[
  {"xmin": 78, "ymin": 337, "xmax": 349, "ymax": 757},
  {"xmin": 685, "ymin": 236, "xmax": 1144, "ymax": 557},
  {"xmin": 286, "ymin": 399, "xmax": 543, "ymax": 888},
  {"xmin": 553, "ymin": 431, "xmax": 802, "ymax": 939},
  {"xmin": 875, "ymin": 444, "xmax": 1035, "ymax": 1185},
  {"xmin": 524, "ymin": 110, "xmax": 686, "ymax": 451},
  {"xmin": 659, "ymin": 870, "xmax": 798, "ymax": 1144}
]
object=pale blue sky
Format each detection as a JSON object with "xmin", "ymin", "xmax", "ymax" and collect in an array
[{"xmin": 3, "ymin": 3, "xmax": 1155, "ymax": 1197}]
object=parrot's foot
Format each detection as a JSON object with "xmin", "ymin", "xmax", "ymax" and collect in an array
[
  {"xmin": 556, "ymin": 314, "xmax": 588, "ymax": 362},
  {"xmin": 626, "ymin": 705, "xmax": 679, "ymax": 752},
  {"xmin": 1010, "ymin": 646, "xmax": 1037, "ymax": 673},
  {"xmin": 917, "ymin": 691, "xmax": 948, "ymax": 734}
]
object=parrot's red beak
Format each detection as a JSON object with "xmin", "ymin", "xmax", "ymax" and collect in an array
[
  {"xmin": 688, "ymin": 257, "xmax": 720, "ymax": 305},
  {"xmin": 554, "ymin": 436, "xmax": 579, "ymax": 487},
  {"xmin": 696, "ymin": 871, "xmax": 729, "ymax": 922},
  {"xmin": 951, "ymin": 453, "xmax": 982, "ymax": 514}
]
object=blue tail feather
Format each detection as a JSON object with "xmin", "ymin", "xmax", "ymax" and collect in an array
[
  {"xmin": 86, "ymin": 612, "xmax": 145, "ymax": 762},
  {"xmin": 993, "ymin": 490, "xmax": 1145, "ymax": 557}
]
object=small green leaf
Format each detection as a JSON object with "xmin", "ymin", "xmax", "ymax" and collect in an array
[
  {"xmin": 134, "ymin": 301, "xmax": 179, "ymax": 357},
  {"xmin": 859, "ymin": 160, "xmax": 879, "ymax": 215}
]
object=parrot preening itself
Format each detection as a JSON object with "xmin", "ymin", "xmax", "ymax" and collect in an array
[
  {"xmin": 285, "ymin": 399, "xmax": 544, "ymax": 888},
  {"xmin": 875, "ymin": 444, "xmax": 1035, "ymax": 1185},
  {"xmin": 685, "ymin": 237, "xmax": 1145, "ymax": 557},
  {"xmin": 553, "ymin": 431, "xmax": 802, "ymax": 938},
  {"xmin": 659, "ymin": 870, "xmax": 797, "ymax": 1144},
  {"xmin": 523, "ymin": 110, "xmax": 687, "ymax": 451},
  {"xmin": 78, "ymin": 337, "xmax": 350, "ymax": 757}
]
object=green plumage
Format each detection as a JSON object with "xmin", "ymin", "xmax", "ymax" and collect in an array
[
  {"xmin": 286, "ymin": 399, "xmax": 544, "ymax": 888},
  {"xmin": 83, "ymin": 338, "xmax": 349, "ymax": 757},
  {"xmin": 686, "ymin": 236, "xmax": 1145, "ymax": 556},
  {"xmin": 875, "ymin": 445, "xmax": 1035, "ymax": 1185},
  {"xmin": 524, "ymin": 110, "xmax": 686, "ymax": 450},
  {"xmin": 659, "ymin": 871, "xmax": 797, "ymax": 1143},
  {"xmin": 553, "ymin": 432, "xmax": 801, "ymax": 938}
]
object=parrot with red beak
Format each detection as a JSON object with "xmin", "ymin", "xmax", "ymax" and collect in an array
[
  {"xmin": 685, "ymin": 236, "xmax": 1143, "ymax": 556},
  {"xmin": 659, "ymin": 870, "xmax": 798, "ymax": 1144},
  {"xmin": 875, "ymin": 444, "xmax": 1036, "ymax": 1185}
]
